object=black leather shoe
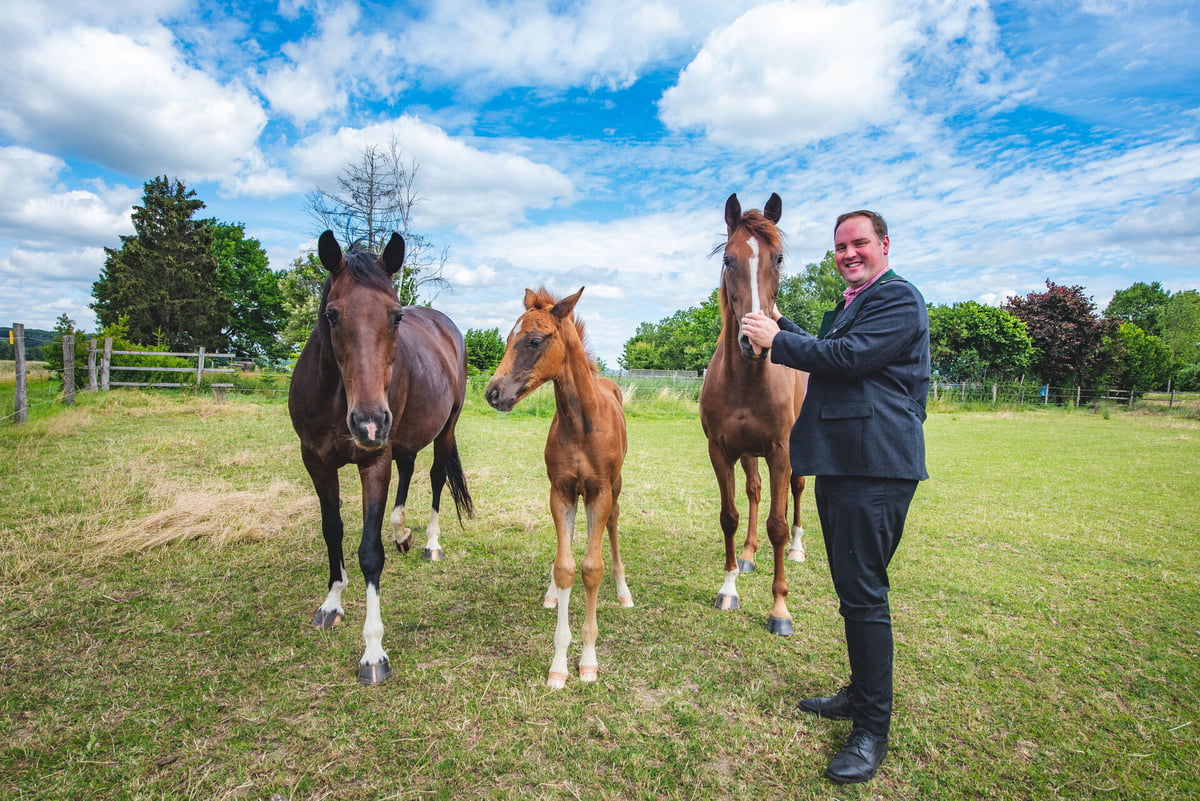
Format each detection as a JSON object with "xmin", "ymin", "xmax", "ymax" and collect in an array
[
  {"xmin": 797, "ymin": 685, "xmax": 853, "ymax": 720},
  {"xmin": 826, "ymin": 727, "xmax": 888, "ymax": 784}
]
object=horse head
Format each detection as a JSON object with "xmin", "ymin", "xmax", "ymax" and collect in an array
[
  {"xmin": 721, "ymin": 193, "xmax": 783, "ymax": 361},
  {"xmin": 318, "ymin": 229, "xmax": 406, "ymax": 449},
  {"xmin": 485, "ymin": 287, "xmax": 584, "ymax": 412}
]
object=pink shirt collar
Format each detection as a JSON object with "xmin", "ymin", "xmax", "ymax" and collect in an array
[{"xmin": 842, "ymin": 268, "xmax": 888, "ymax": 307}]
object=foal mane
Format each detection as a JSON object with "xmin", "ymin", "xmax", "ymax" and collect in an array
[{"xmin": 528, "ymin": 287, "xmax": 599, "ymax": 374}]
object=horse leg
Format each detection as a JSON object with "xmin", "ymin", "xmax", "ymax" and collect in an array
[
  {"xmin": 788, "ymin": 472, "xmax": 807, "ymax": 562},
  {"xmin": 578, "ymin": 491, "xmax": 612, "ymax": 683},
  {"xmin": 357, "ymin": 456, "xmax": 393, "ymax": 685},
  {"xmin": 544, "ymin": 499, "xmax": 576, "ymax": 608},
  {"xmin": 738, "ymin": 454, "xmax": 762, "ymax": 573},
  {"xmin": 304, "ymin": 450, "xmax": 348, "ymax": 629},
  {"xmin": 547, "ymin": 486, "xmax": 577, "ymax": 688},
  {"xmin": 423, "ymin": 429, "xmax": 456, "ymax": 562},
  {"xmin": 764, "ymin": 452, "xmax": 794, "ymax": 636},
  {"xmin": 708, "ymin": 442, "xmax": 741, "ymax": 612},
  {"xmin": 389, "ymin": 452, "xmax": 416, "ymax": 554},
  {"xmin": 606, "ymin": 482, "xmax": 633, "ymax": 607}
]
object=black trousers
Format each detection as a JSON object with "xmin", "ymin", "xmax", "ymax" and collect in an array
[{"xmin": 814, "ymin": 474, "xmax": 918, "ymax": 737}]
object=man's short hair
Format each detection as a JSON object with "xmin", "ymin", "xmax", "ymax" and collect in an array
[{"xmin": 835, "ymin": 210, "xmax": 888, "ymax": 242}]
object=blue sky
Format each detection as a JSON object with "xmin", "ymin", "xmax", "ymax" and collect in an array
[{"xmin": 2, "ymin": 0, "xmax": 1199, "ymax": 365}]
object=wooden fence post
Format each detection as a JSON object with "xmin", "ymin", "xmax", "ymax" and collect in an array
[
  {"xmin": 196, "ymin": 347, "xmax": 206, "ymax": 386},
  {"xmin": 101, "ymin": 338, "xmax": 112, "ymax": 391},
  {"xmin": 12, "ymin": 323, "xmax": 27, "ymax": 424},
  {"xmin": 62, "ymin": 334, "xmax": 75, "ymax": 405},
  {"xmin": 88, "ymin": 339, "xmax": 97, "ymax": 391}
]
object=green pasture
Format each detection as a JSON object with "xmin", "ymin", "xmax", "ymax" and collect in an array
[{"xmin": 1, "ymin": 391, "xmax": 1198, "ymax": 800}]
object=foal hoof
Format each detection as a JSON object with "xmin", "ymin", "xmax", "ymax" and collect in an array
[
  {"xmin": 547, "ymin": 671, "xmax": 568, "ymax": 689},
  {"xmin": 737, "ymin": 559, "xmax": 755, "ymax": 573},
  {"xmin": 766, "ymin": 616, "xmax": 794, "ymax": 637},
  {"xmin": 579, "ymin": 665, "xmax": 598, "ymax": 683},
  {"xmin": 788, "ymin": 548, "xmax": 806, "ymax": 563},
  {"xmin": 394, "ymin": 529, "xmax": 414, "ymax": 553},
  {"xmin": 358, "ymin": 658, "xmax": 391, "ymax": 686},
  {"xmin": 714, "ymin": 593, "xmax": 740, "ymax": 611},
  {"xmin": 311, "ymin": 608, "xmax": 343, "ymax": 629},
  {"xmin": 423, "ymin": 546, "xmax": 443, "ymax": 562}
]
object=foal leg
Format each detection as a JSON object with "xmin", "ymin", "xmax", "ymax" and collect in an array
[
  {"xmin": 389, "ymin": 452, "xmax": 417, "ymax": 554},
  {"xmin": 738, "ymin": 455, "xmax": 762, "ymax": 573},
  {"xmin": 544, "ymin": 500, "xmax": 576, "ymax": 608},
  {"xmin": 547, "ymin": 487, "xmax": 577, "ymax": 689},
  {"xmin": 606, "ymin": 490, "xmax": 633, "ymax": 607},
  {"xmin": 709, "ymin": 444, "xmax": 741, "ymax": 612},
  {"xmin": 578, "ymin": 493, "xmax": 611, "ymax": 683},
  {"xmin": 303, "ymin": 450, "xmax": 348, "ymax": 629},
  {"xmin": 788, "ymin": 472, "xmax": 807, "ymax": 562}
]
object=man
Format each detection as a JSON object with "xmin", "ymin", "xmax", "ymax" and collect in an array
[{"xmin": 741, "ymin": 210, "xmax": 930, "ymax": 784}]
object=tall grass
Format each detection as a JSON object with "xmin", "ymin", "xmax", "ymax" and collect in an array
[{"xmin": 1, "ymin": 392, "xmax": 1198, "ymax": 800}]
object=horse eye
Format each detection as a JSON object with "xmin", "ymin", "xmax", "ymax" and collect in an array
[
  {"xmin": 324, "ymin": 310, "xmax": 340, "ymax": 326},
  {"xmin": 390, "ymin": 311, "xmax": 404, "ymax": 327},
  {"xmin": 529, "ymin": 337, "xmax": 544, "ymax": 349}
]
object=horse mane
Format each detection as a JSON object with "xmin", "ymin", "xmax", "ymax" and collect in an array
[
  {"xmin": 708, "ymin": 209, "xmax": 784, "ymax": 257},
  {"xmin": 529, "ymin": 287, "xmax": 599, "ymax": 373}
]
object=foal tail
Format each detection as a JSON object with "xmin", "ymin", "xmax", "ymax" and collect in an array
[{"xmin": 445, "ymin": 440, "xmax": 475, "ymax": 524}]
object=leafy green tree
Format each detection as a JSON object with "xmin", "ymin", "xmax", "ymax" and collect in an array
[
  {"xmin": 43, "ymin": 314, "xmax": 90, "ymax": 386},
  {"xmin": 1101, "ymin": 321, "xmax": 1173, "ymax": 392},
  {"xmin": 211, "ymin": 222, "xmax": 288, "ymax": 362},
  {"xmin": 92, "ymin": 176, "xmax": 228, "ymax": 349},
  {"xmin": 928, "ymin": 301, "xmax": 1034, "ymax": 381},
  {"xmin": 278, "ymin": 253, "xmax": 326, "ymax": 354},
  {"xmin": 1160, "ymin": 289, "xmax": 1200, "ymax": 365},
  {"xmin": 1104, "ymin": 281, "xmax": 1170, "ymax": 337},
  {"xmin": 464, "ymin": 328, "xmax": 505, "ymax": 376},
  {"xmin": 776, "ymin": 251, "xmax": 844, "ymax": 332},
  {"xmin": 619, "ymin": 291, "xmax": 720, "ymax": 370},
  {"xmin": 1003, "ymin": 280, "xmax": 1117, "ymax": 388}
]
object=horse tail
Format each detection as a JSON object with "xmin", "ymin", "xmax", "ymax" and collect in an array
[{"xmin": 445, "ymin": 440, "xmax": 475, "ymax": 523}]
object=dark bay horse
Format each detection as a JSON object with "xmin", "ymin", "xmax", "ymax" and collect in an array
[
  {"xmin": 699, "ymin": 193, "xmax": 808, "ymax": 636},
  {"xmin": 289, "ymin": 230, "xmax": 473, "ymax": 685},
  {"xmin": 485, "ymin": 288, "xmax": 632, "ymax": 688}
]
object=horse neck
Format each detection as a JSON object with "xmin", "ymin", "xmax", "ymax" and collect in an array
[{"xmin": 548, "ymin": 325, "xmax": 603, "ymax": 431}]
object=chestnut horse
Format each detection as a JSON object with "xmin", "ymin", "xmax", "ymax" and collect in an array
[
  {"xmin": 699, "ymin": 193, "xmax": 808, "ymax": 636},
  {"xmin": 485, "ymin": 287, "xmax": 632, "ymax": 688},
  {"xmin": 289, "ymin": 230, "xmax": 473, "ymax": 685}
]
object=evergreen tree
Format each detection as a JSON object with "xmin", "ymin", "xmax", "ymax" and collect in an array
[{"xmin": 92, "ymin": 176, "xmax": 228, "ymax": 349}]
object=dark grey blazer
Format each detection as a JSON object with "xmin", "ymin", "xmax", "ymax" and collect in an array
[{"xmin": 770, "ymin": 270, "xmax": 930, "ymax": 480}]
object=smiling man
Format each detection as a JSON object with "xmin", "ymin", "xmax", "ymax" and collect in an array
[{"xmin": 741, "ymin": 210, "xmax": 931, "ymax": 784}]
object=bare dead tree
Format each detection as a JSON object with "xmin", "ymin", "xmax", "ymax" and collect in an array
[{"xmin": 305, "ymin": 137, "xmax": 450, "ymax": 305}]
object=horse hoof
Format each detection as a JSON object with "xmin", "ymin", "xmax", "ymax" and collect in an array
[
  {"xmin": 715, "ymin": 594, "xmax": 740, "ymax": 611},
  {"xmin": 358, "ymin": 658, "xmax": 391, "ymax": 686},
  {"xmin": 618, "ymin": 594, "xmax": 634, "ymax": 608},
  {"xmin": 547, "ymin": 671, "xmax": 568, "ymax": 689},
  {"xmin": 737, "ymin": 559, "xmax": 755, "ymax": 573},
  {"xmin": 395, "ymin": 529, "xmax": 414, "ymax": 553},
  {"xmin": 788, "ymin": 549, "xmax": 806, "ymax": 563},
  {"xmin": 543, "ymin": 596, "xmax": 558, "ymax": 609},
  {"xmin": 311, "ymin": 608, "xmax": 343, "ymax": 629},
  {"xmin": 766, "ymin": 616, "xmax": 794, "ymax": 637},
  {"xmin": 423, "ymin": 547, "xmax": 443, "ymax": 562},
  {"xmin": 579, "ymin": 665, "xmax": 598, "ymax": 682}
]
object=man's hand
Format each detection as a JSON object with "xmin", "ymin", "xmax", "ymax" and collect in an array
[{"xmin": 741, "ymin": 311, "xmax": 780, "ymax": 352}]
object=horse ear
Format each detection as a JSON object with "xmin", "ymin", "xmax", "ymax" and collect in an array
[
  {"xmin": 523, "ymin": 288, "xmax": 539, "ymax": 310},
  {"xmin": 764, "ymin": 193, "xmax": 782, "ymax": 223},
  {"xmin": 552, "ymin": 287, "xmax": 585, "ymax": 320},
  {"xmin": 382, "ymin": 232, "xmax": 406, "ymax": 276},
  {"xmin": 724, "ymin": 193, "xmax": 741, "ymax": 233},
  {"xmin": 318, "ymin": 230, "xmax": 343, "ymax": 274}
]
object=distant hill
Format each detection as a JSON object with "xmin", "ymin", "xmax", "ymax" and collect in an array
[{"xmin": 1, "ymin": 327, "xmax": 58, "ymax": 360}]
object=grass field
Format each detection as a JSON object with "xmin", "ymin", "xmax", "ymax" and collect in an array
[{"xmin": 1, "ymin": 391, "xmax": 1198, "ymax": 800}]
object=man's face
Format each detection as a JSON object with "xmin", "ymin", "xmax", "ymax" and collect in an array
[{"xmin": 834, "ymin": 216, "xmax": 890, "ymax": 289}]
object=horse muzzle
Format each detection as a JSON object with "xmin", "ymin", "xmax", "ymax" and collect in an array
[
  {"xmin": 348, "ymin": 408, "xmax": 392, "ymax": 449},
  {"xmin": 738, "ymin": 335, "xmax": 770, "ymax": 362},
  {"xmin": 484, "ymin": 377, "xmax": 523, "ymax": 413}
]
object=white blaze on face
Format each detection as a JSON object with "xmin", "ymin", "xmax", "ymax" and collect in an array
[{"xmin": 747, "ymin": 236, "xmax": 760, "ymax": 313}]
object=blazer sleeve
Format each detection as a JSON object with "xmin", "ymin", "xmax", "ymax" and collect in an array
[{"xmin": 771, "ymin": 283, "xmax": 925, "ymax": 378}]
